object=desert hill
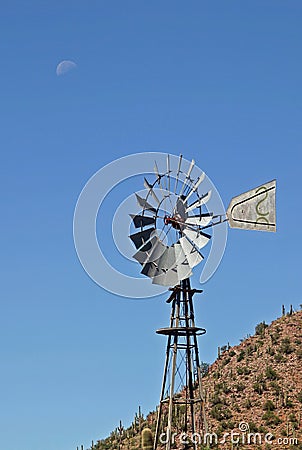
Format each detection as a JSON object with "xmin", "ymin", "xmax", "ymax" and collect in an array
[{"xmin": 81, "ymin": 309, "xmax": 302, "ymax": 450}]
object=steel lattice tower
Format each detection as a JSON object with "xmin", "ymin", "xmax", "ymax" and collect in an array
[{"xmin": 153, "ymin": 278, "xmax": 207, "ymax": 450}]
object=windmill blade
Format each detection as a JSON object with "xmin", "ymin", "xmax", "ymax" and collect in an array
[
  {"xmin": 166, "ymin": 154, "xmax": 171, "ymax": 192},
  {"xmin": 179, "ymin": 159, "xmax": 195, "ymax": 196},
  {"xmin": 174, "ymin": 243, "xmax": 192, "ymax": 280},
  {"xmin": 151, "ymin": 246, "xmax": 179, "ymax": 286},
  {"xmin": 152, "ymin": 267, "xmax": 179, "ymax": 286},
  {"xmin": 185, "ymin": 213, "xmax": 213, "ymax": 227},
  {"xmin": 185, "ymin": 190, "xmax": 212, "ymax": 213},
  {"xmin": 174, "ymin": 154, "xmax": 183, "ymax": 193},
  {"xmin": 227, "ymin": 180, "xmax": 276, "ymax": 232},
  {"xmin": 154, "ymin": 161, "xmax": 164, "ymax": 189},
  {"xmin": 141, "ymin": 261, "xmax": 160, "ymax": 278},
  {"xmin": 174, "ymin": 197, "xmax": 188, "ymax": 219},
  {"xmin": 179, "ymin": 236, "xmax": 204, "ymax": 268},
  {"xmin": 143, "ymin": 178, "xmax": 161, "ymax": 205},
  {"xmin": 141, "ymin": 245, "xmax": 175, "ymax": 282},
  {"xmin": 151, "ymin": 242, "xmax": 193, "ymax": 285},
  {"xmin": 183, "ymin": 172, "xmax": 206, "ymax": 202},
  {"xmin": 129, "ymin": 227, "xmax": 155, "ymax": 250},
  {"xmin": 156, "ymin": 246, "xmax": 177, "ymax": 273},
  {"xmin": 135, "ymin": 193, "xmax": 157, "ymax": 213},
  {"xmin": 147, "ymin": 238, "xmax": 167, "ymax": 262},
  {"xmin": 133, "ymin": 249, "xmax": 149, "ymax": 265},
  {"xmin": 133, "ymin": 236, "xmax": 166, "ymax": 265},
  {"xmin": 183, "ymin": 228, "xmax": 211, "ymax": 249},
  {"xmin": 154, "ymin": 160, "xmax": 171, "ymax": 201},
  {"xmin": 130, "ymin": 214, "xmax": 156, "ymax": 228}
]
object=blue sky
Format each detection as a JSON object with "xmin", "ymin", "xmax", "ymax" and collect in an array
[{"xmin": 1, "ymin": 1, "xmax": 302, "ymax": 449}]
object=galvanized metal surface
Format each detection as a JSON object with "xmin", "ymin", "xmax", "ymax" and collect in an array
[
  {"xmin": 153, "ymin": 279, "xmax": 208, "ymax": 450},
  {"xmin": 227, "ymin": 179, "xmax": 276, "ymax": 232}
]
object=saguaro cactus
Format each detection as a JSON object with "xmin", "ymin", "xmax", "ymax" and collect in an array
[{"xmin": 141, "ymin": 428, "xmax": 153, "ymax": 450}]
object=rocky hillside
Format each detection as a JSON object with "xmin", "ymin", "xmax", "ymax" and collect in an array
[
  {"xmin": 83, "ymin": 310, "xmax": 302, "ymax": 450},
  {"xmin": 202, "ymin": 310, "xmax": 302, "ymax": 448}
]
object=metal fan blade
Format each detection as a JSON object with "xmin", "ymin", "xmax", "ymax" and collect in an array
[
  {"xmin": 133, "ymin": 236, "xmax": 166, "ymax": 265},
  {"xmin": 143, "ymin": 178, "xmax": 161, "ymax": 205},
  {"xmin": 154, "ymin": 161, "xmax": 170, "ymax": 200},
  {"xmin": 174, "ymin": 154, "xmax": 183, "ymax": 193},
  {"xmin": 167, "ymin": 154, "xmax": 171, "ymax": 192},
  {"xmin": 183, "ymin": 228, "xmax": 211, "ymax": 249},
  {"xmin": 154, "ymin": 160, "xmax": 161, "ymax": 181},
  {"xmin": 135, "ymin": 194, "xmax": 157, "ymax": 213},
  {"xmin": 133, "ymin": 249, "xmax": 149, "ymax": 264},
  {"xmin": 147, "ymin": 238, "xmax": 167, "ymax": 262},
  {"xmin": 174, "ymin": 197, "xmax": 188, "ymax": 219},
  {"xmin": 179, "ymin": 159, "xmax": 195, "ymax": 196},
  {"xmin": 185, "ymin": 190, "xmax": 212, "ymax": 213},
  {"xmin": 129, "ymin": 227, "xmax": 155, "ymax": 250},
  {"xmin": 174, "ymin": 243, "xmax": 192, "ymax": 280},
  {"xmin": 185, "ymin": 213, "xmax": 213, "ymax": 227},
  {"xmin": 130, "ymin": 214, "xmax": 155, "ymax": 228},
  {"xmin": 151, "ymin": 247, "xmax": 178, "ymax": 285},
  {"xmin": 152, "ymin": 267, "xmax": 179, "ymax": 286},
  {"xmin": 156, "ymin": 246, "xmax": 177, "ymax": 273},
  {"xmin": 141, "ymin": 261, "xmax": 159, "ymax": 278},
  {"xmin": 183, "ymin": 173, "xmax": 206, "ymax": 202},
  {"xmin": 179, "ymin": 236, "xmax": 203, "ymax": 268},
  {"xmin": 141, "ymin": 241, "xmax": 172, "ymax": 280}
]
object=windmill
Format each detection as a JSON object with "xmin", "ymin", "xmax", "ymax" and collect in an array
[{"xmin": 129, "ymin": 154, "xmax": 276, "ymax": 450}]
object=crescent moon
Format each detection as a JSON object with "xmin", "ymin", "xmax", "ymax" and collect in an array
[{"xmin": 56, "ymin": 60, "xmax": 77, "ymax": 76}]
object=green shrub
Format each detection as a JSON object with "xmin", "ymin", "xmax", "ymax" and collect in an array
[
  {"xmin": 237, "ymin": 350, "xmax": 245, "ymax": 362},
  {"xmin": 210, "ymin": 405, "xmax": 224, "ymax": 421},
  {"xmin": 274, "ymin": 352, "xmax": 285, "ymax": 363},
  {"xmin": 280, "ymin": 338, "xmax": 293, "ymax": 354},
  {"xmin": 235, "ymin": 383, "xmax": 245, "ymax": 392},
  {"xmin": 263, "ymin": 400, "xmax": 275, "ymax": 411},
  {"xmin": 270, "ymin": 381, "xmax": 281, "ymax": 394},
  {"xmin": 288, "ymin": 414, "xmax": 299, "ymax": 430},
  {"xmin": 237, "ymin": 366, "xmax": 251, "ymax": 376},
  {"xmin": 210, "ymin": 405, "xmax": 232, "ymax": 421},
  {"xmin": 253, "ymin": 375, "xmax": 267, "ymax": 394},
  {"xmin": 244, "ymin": 399, "xmax": 252, "ymax": 409},
  {"xmin": 222, "ymin": 357, "xmax": 231, "ymax": 366},
  {"xmin": 271, "ymin": 332, "xmax": 280, "ymax": 345},
  {"xmin": 246, "ymin": 345, "xmax": 254, "ymax": 356},
  {"xmin": 265, "ymin": 366, "xmax": 279, "ymax": 380},
  {"xmin": 249, "ymin": 422, "xmax": 258, "ymax": 432},
  {"xmin": 200, "ymin": 361, "xmax": 210, "ymax": 377},
  {"xmin": 255, "ymin": 321, "xmax": 268, "ymax": 336},
  {"xmin": 262, "ymin": 411, "xmax": 281, "ymax": 426},
  {"xmin": 267, "ymin": 346, "xmax": 275, "ymax": 356},
  {"xmin": 211, "ymin": 394, "xmax": 224, "ymax": 406}
]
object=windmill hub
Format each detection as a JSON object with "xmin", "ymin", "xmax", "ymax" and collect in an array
[{"xmin": 164, "ymin": 213, "xmax": 183, "ymax": 230}]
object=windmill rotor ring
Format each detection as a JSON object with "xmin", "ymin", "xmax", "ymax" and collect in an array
[
  {"xmin": 130, "ymin": 153, "xmax": 228, "ymax": 286},
  {"xmin": 73, "ymin": 152, "xmax": 227, "ymax": 297}
]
